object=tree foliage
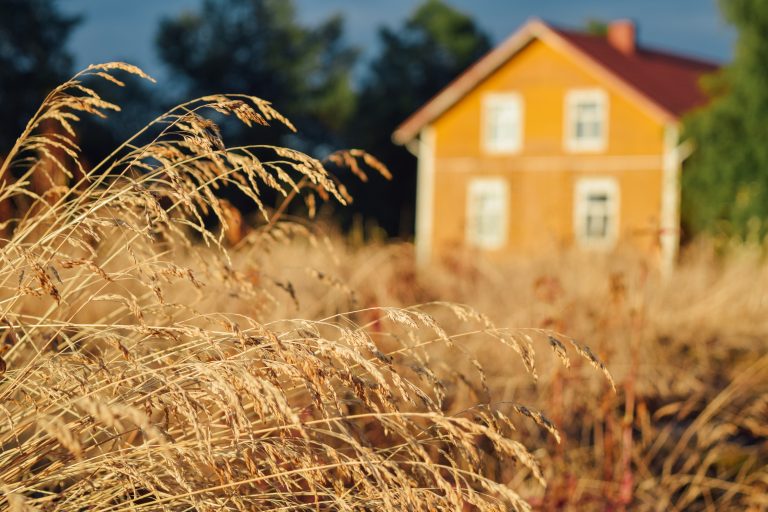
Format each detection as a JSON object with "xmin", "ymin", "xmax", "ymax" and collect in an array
[
  {"xmin": 0, "ymin": 0, "xmax": 79, "ymax": 153},
  {"xmin": 682, "ymin": 0, "xmax": 768, "ymax": 239},
  {"xmin": 156, "ymin": 0, "xmax": 357, "ymax": 150},
  {"xmin": 0, "ymin": 0, "xmax": 494, "ymax": 237},
  {"xmin": 585, "ymin": 19, "xmax": 609, "ymax": 36},
  {"xmin": 344, "ymin": 0, "xmax": 491, "ymax": 235}
]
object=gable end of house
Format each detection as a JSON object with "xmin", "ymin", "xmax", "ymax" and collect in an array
[{"xmin": 392, "ymin": 18, "xmax": 718, "ymax": 146}]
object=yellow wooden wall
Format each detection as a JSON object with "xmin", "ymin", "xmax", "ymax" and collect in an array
[{"xmin": 428, "ymin": 38, "xmax": 667, "ymax": 257}]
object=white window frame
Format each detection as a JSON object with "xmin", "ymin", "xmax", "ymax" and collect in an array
[
  {"xmin": 466, "ymin": 177, "xmax": 509, "ymax": 250},
  {"xmin": 574, "ymin": 177, "xmax": 619, "ymax": 249},
  {"xmin": 482, "ymin": 93, "xmax": 523, "ymax": 154},
  {"xmin": 564, "ymin": 89, "xmax": 608, "ymax": 153}
]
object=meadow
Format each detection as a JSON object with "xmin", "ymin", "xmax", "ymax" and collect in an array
[
  {"xmin": 0, "ymin": 63, "xmax": 765, "ymax": 511},
  {"xmin": 299, "ymin": 236, "xmax": 768, "ymax": 510}
]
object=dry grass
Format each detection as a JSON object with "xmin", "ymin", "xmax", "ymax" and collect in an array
[
  {"xmin": 0, "ymin": 64, "xmax": 613, "ymax": 511},
  {"xmin": 283, "ymin": 236, "xmax": 768, "ymax": 510}
]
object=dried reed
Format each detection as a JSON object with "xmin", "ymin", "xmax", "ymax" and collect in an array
[
  {"xmin": 0, "ymin": 63, "xmax": 611, "ymax": 511},
  {"xmin": 300, "ymin": 238, "xmax": 768, "ymax": 510}
]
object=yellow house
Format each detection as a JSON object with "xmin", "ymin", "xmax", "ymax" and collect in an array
[{"xmin": 393, "ymin": 19, "xmax": 716, "ymax": 271}]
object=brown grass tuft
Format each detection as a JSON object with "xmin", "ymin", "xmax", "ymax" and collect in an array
[{"xmin": 0, "ymin": 63, "xmax": 612, "ymax": 511}]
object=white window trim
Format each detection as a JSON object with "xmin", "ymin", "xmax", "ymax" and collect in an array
[
  {"xmin": 564, "ymin": 89, "xmax": 609, "ymax": 153},
  {"xmin": 482, "ymin": 93, "xmax": 523, "ymax": 154},
  {"xmin": 574, "ymin": 177, "xmax": 619, "ymax": 249},
  {"xmin": 466, "ymin": 177, "xmax": 509, "ymax": 250}
]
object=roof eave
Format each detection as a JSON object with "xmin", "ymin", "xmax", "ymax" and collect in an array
[
  {"xmin": 538, "ymin": 28, "xmax": 680, "ymax": 124},
  {"xmin": 392, "ymin": 18, "xmax": 683, "ymax": 146},
  {"xmin": 392, "ymin": 18, "xmax": 547, "ymax": 145}
]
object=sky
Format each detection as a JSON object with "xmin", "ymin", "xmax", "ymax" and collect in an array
[{"xmin": 58, "ymin": 0, "xmax": 736, "ymax": 84}]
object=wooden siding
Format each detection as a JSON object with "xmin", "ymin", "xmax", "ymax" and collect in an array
[{"xmin": 428, "ymin": 38, "xmax": 666, "ymax": 258}]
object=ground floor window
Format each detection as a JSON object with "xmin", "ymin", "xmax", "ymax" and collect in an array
[
  {"xmin": 466, "ymin": 177, "xmax": 508, "ymax": 249},
  {"xmin": 574, "ymin": 177, "xmax": 619, "ymax": 248}
]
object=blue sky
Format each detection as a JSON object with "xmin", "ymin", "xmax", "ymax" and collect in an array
[{"xmin": 59, "ymin": 0, "xmax": 735, "ymax": 84}]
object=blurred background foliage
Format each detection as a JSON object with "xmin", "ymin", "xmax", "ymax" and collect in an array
[
  {"xmin": 157, "ymin": 0, "xmax": 358, "ymax": 150},
  {"xmin": 0, "ymin": 0, "xmax": 80, "ymax": 153},
  {"xmin": 682, "ymin": 0, "xmax": 768, "ymax": 242},
  {"xmin": 1, "ymin": 0, "xmax": 494, "ymax": 237},
  {"xmin": 0, "ymin": 0, "xmax": 762, "ymax": 242}
]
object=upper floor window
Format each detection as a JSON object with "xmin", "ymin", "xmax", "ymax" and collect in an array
[
  {"xmin": 565, "ymin": 89, "xmax": 608, "ymax": 152},
  {"xmin": 466, "ymin": 177, "xmax": 508, "ymax": 250},
  {"xmin": 483, "ymin": 93, "xmax": 523, "ymax": 153},
  {"xmin": 574, "ymin": 178, "xmax": 619, "ymax": 248}
]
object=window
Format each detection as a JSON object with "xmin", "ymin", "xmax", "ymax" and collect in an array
[
  {"xmin": 483, "ymin": 93, "xmax": 523, "ymax": 153},
  {"xmin": 565, "ymin": 89, "xmax": 608, "ymax": 152},
  {"xmin": 466, "ymin": 178, "xmax": 508, "ymax": 250},
  {"xmin": 574, "ymin": 178, "xmax": 619, "ymax": 248}
]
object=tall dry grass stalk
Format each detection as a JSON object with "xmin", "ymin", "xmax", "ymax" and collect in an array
[
  {"xmin": 295, "ymin": 238, "xmax": 768, "ymax": 510},
  {"xmin": 0, "ymin": 64, "xmax": 610, "ymax": 511}
]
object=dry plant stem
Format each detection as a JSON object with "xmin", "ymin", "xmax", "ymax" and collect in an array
[
  {"xmin": 0, "ymin": 63, "xmax": 616, "ymax": 511},
  {"xmin": 267, "ymin": 175, "xmax": 309, "ymax": 230}
]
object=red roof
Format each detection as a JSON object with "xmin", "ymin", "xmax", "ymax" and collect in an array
[
  {"xmin": 553, "ymin": 27, "xmax": 718, "ymax": 118},
  {"xmin": 393, "ymin": 19, "xmax": 719, "ymax": 145}
]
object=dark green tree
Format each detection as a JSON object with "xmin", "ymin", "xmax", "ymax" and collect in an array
[
  {"xmin": 682, "ymin": 0, "xmax": 768, "ymax": 239},
  {"xmin": 585, "ymin": 19, "xmax": 609, "ymax": 36},
  {"xmin": 156, "ymin": 0, "xmax": 357, "ymax": 150},
  {"xmin": 0, "ymin": 0, "xmax": 80, "ymax": 153},
  {"xmin": 345, "ymin": 0, "xmax": 491, "ymax": 236}
]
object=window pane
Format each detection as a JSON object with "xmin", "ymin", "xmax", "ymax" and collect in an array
[
  {"xmin": 575, "ymin": 179, "xmax": 618, "ymax": 247},
  {"xmin": 574, "ymin": 102, "xmax": 602, "ymax": 142},
  {"xmin": 578, "ymin": 103, "xmax": 597, "ymax": 118},
  {"xmin": 585, "ymin": 193, "xmax": 609, "ymax": 239},
  {"xmin": 467, "ymin": 179, "xmax": 508, "ymax": 249},
  {"xmin": 485, "ymin": 95, "xmax": 521, "ymax": 152},
  {"xmin": 567, "ymin": 91, "xmax": 607, "ymax": 151},
  {"xmin": 576, "ymin": 121, "xmax": 587, "ymax": 139}
]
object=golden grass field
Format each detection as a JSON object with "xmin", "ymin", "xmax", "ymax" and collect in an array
[
  {"xmin": 293, "ymin": 236, "xmax": 768, "ymax": 510},
  {"xmin": 0, "ymin": 63, "xmax": 765, "ymax": 511}
]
